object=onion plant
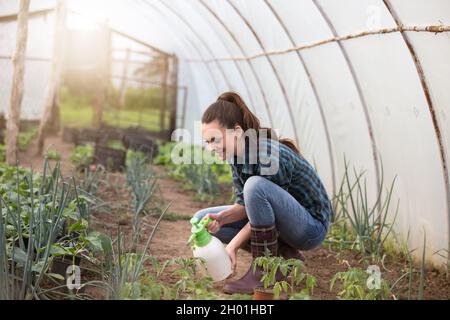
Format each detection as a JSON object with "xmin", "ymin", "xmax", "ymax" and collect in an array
[
  {"xmin": 0, "ymin": 159, "xmax": 102, "ymax": 299},
  {"xmin": 126, "ymin": 152, "xmax": 158, "ymax": 240},
  {"xmin": 333, "ymin": 159, "xmax": 399, "ymax": 260}
]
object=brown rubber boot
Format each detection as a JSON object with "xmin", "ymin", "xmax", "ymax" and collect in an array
[
  {"xmin": 278, "ymin": 239, "xmax": 306, "ymax": 262},
  {"xmin": 223, "ymin": 224, "xmax": 279, "ymax": 295},
  {"xmin": 241, "ymin": 238, "xmax": 306, "ymax": 261}
]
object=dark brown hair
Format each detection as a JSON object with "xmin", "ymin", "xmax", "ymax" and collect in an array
[{"xmin": 202, "ymin": 92, "xmax": 301, "ymax": 155}]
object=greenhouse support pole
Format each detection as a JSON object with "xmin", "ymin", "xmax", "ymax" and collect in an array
[
  {"xmin": 6, "ymin": 0, "xmax": 30, "ymax": 165},
  {"xmin": 37, "ymin": 0, "xmax": 66, "ymax": 155},
  {"xmin": 159, "ymin": 54, "xmax": 169, "ymax": 133}
]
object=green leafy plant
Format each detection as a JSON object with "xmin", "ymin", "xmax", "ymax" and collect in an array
[
  {"xmin": 330, "ymin": 267, "xmax": 392, "ymax": 300},
  {"xmin": 154, "ymin": 143, "xmax": 232, "ymax": 202},
  {"xmin": 0, "ymin": 159, "xmax": 108, "ymax": 300},
  {"xmin": 153, "ymin": 142, "xmax": 177, "ymax": 166},
  {"xmin": 0, "ymin": 144, "xmax": 5, "ymax": 163},
  {"xmin": 46, "ymin": 150, "xmax": 62, "ymax": 161},
  {"xmin": 105, "ymin": 205, "xmax": 169, "ymax": 300},
  {"xmin": 253, "ymin": 252, "xmax": 316, "ymax": 300},
  {"xmin": 126, "ymin": 152, "xmax": 158, "ymax": 240},
  {"xmin": 0, "ymin": 161, "xmax": 88, "ymax": 299},
  {"xmin": 169, "ymin": 257, "xmax": 217, "ymax": 300},
  {"xmin": 70, "ymin": 145, "xmax": 94, "ymax": 170},
  {"xmin": 18, "ymin": 127, "xmax": 38, "ymax": 152},
  {"xmin": 106, "ymin": 140, "xmax": 126, "ymax": 151}
]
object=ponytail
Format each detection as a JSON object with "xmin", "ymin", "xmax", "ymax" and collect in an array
[
  {"xmin": 217, "ymin": 92, "xmax": 261, "ymax": 132},
  {"xmin": 202, "ymin": 91, "xmax": 301, "ymax": 155}
]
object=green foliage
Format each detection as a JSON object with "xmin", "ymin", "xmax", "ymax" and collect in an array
[
  {"xmin": 330, "ymin": 267, "xmax": 392, "ymax": 300},
  {"xmin": 0, "ymin": 145, "xmax": 5, "ymax": 163},
  {"xmin": 106, "ymin": 140, "xmax": 126, "ymax": 151},
  {"xmin": 70, "ymin": 145, "xmax": 94, "ymax": 170},
  {"xmin": 46, "ymin": 149, "xmax": 61, "ymax": 161},
  {"xmin": 108, "ymin": 255, "xmax": 217, "ymax": 300},
  {"xmin": 60, "ymin": 87, "xmax": 94, "ymax": 128},
  {"xmin": 170, "ymin": 257, "xmax": 216, "ymax": 300},
  {"xmin": 126, "ymin": 152, "xmax": 158, "ymax": 237},
  {"xmin": 155, "ymin": 143, "xmax": 232, "ymax": 201},
  {"xmin": 126, "ymin": 150, "xmax": 147, "ymax": 167},
  {"xmin": 61, "ymin": 86, "xmax": 168, "ymax": 131},
  {"xmin": 161, "ymin": 212, "xmax": 191, "ymax": 222},
  {"xmin": 332, "ymin": 159, "xmax": 399, "ymax": 260},
  {"xmin": 153, "ymin": 142, "xmax": 177, "ymax": 166},
  {"xmin": 0, "ymin": 161, "xmax": 103, "ymax": 299},
  {"xmin": 109, "ymin": 87, "xmax": 163, "ymax": 112},
  {"xmin": 18, "ymin": 127, "xmax": 38, "ymax": 152},
  {"xmin": 254, "ymin": 252, "xmax": 316, "ymax": 300}
]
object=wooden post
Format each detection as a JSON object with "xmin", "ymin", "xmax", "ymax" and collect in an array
[
  {"xmin": 118, "ymin": 48, "xmax": 130, "ymax": 110},
  {"xmin": 116, "ymin": 47, "xmax": 130, "ymax": 127},
  {"xmin": 37, "ymin": 0, "xmax": 66, "ymax": 154},
  {"xmin": 6, "ymin": 0, "xmax": 30, "ymax": 165},
  {"xmin": 92, "ymin": 24, "xmax": 110, "ymax": 128},
  {"xmin": 139, "ymin": 81, "xmax": 145, "ymax": 127},
  {"xmin": 169, "ymin": 55, "xmax": 179, "ymax": 137},
  {"xmin": 159, "ymin": 54, "xmax": 169, "ymax": 133}
]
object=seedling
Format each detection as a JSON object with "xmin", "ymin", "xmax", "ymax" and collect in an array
[{"xmin": 253, "ymin": 251, "xmax": 316, "ymax": 300}]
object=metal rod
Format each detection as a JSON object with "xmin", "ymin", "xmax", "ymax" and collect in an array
[
  {"xmin": 312, "ymin": 0, "xmax": 381, "ymax": 206},
  {"xmin": 226, "ymin": 0, "xmax": 299, "ymax": 143},
  {"xmin": 192, "ymin": 0, "xmax": 257, "ymax": 117},
  {"xmin": 155, "ymin": 0, "xmax": 234, "ymax": 90},
  {"xmin": 264, "ymin": 0, "xmax": 336, "ymax": 196},
  {"xmin": 198, "ymin": 0, "xmax": 274, "ymax": 128},
  {"xmin": 186, "ymin": 24, "xmax": 450, "ymax": 63},
  {"xmin": 136, "ymin": 0, "xmax": 221, "ymax": 93},
  {"xmin": 0, "ymin": 55, "xmax": 50, "ymax": 62}
]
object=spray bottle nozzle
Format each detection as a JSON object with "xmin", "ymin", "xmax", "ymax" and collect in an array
[{"xmin": 187, "ymin": 216, "xmax": 214, "ymax": 246}]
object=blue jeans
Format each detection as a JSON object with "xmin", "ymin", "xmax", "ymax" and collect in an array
[{"xmin": 194, "ymin": 176, "xmax": 329, "ymax": 251}]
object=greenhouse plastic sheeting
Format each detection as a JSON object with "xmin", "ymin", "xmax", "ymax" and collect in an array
[
  {"xmin": 0, "ymin": 7, "xmax": 54, "ymax": 120},
  {"xmin": 0, "ymin": 0, "xmax": 448, "ymax": 267}
]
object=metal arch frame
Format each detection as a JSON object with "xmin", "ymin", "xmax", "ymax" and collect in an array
[
  {"xmin": 312, "ymin": 0, "xmax": 382, "ymax": 200},
  {"xmin": 130, "ymin": 0, "xmax": 222, "ymax": 127},
  {"xmin": 185, "ymin": 1, "xmax": 258, "ymax": 117},
  {"xmin": 264, "ymin": 0, "xmax": 336, "ymax": 195},
  {"xmin": 383, "ymin": 0, "xmax": 450, "ymax": 260},
  {"xmin": 197, "ymin": 0, "xmax": 274, "ymax": 128},
  {"xmin": 135, "ymin": 0, "xmax": 222, "ymax": 93},
  {"xmin": 225, "ymin": 0, "xmax": 299, "ymax": 144},
  {"xmin": 155, "ymin": 0, "xmax": 235, "ymax": 91}
]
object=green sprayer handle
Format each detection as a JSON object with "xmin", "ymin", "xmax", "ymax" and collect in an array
[{"xmin": 187, "ymin": 216, "xmax": 214, "ymax": 245}]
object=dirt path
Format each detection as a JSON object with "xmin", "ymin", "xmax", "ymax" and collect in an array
[
  {"xmin": 17, "ymin": 134, "xmax": 450, "ymax": 300},
  {"xmin": 149, "ymin": 166, "xmax": 254, "ymax": 294}
]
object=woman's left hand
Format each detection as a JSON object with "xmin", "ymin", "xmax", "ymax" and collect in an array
[{"xmin": 225, "ymin": 244, "xmax": 238, "ymax": 272}]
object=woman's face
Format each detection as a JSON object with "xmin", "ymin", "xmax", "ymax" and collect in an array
[{"xmin": 202, "ymin": 120, "xmax": 243, "ymax": 161}]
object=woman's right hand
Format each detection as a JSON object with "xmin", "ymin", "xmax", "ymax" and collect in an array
[{"xmin": 205, "ymin": 213, "xmax": 223, "ymax": 234}]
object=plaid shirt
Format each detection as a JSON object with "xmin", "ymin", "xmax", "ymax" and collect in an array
[{"xmin": 230, "ymin": 139, "xmax": 333, "ymax": 224}]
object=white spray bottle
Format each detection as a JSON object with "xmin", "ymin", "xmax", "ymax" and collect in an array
[{"xmin": 188, "ymin": 216, "xmax": 232, "ymax": 282}]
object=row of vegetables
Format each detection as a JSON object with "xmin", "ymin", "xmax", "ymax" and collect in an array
[{"xmin": 0, "ymin": 160, "xmax": 109, "ymax": 299}]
